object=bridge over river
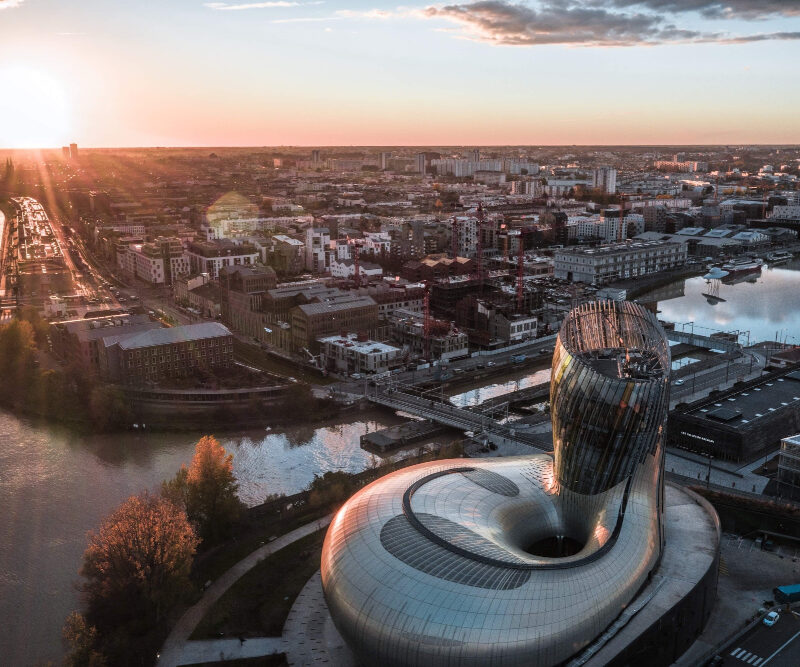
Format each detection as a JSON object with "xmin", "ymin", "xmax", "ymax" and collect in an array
[{"xmin": 366, "ymin": 384, "xmax": 552, "ymax": 452}]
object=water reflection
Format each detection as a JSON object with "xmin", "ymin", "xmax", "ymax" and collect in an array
[
  {"xmin": 227, "ymin": 416, "xmax": 411, "ymax": 505},
  {"xmin": 640, "ymin": 265, "xmax": 800, "ymax": 345},
  {"xmin": 448, "ymin": 368, "xmax": 552, "ymax": 408},
  {"xmin": 0, "ymin": 407, "xmax": 408, "ymax": 665}
]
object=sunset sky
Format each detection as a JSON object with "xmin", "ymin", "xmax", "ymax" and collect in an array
[{"xmin": 1, "ymin": 0, "xmax": 800, "ymax": 147}]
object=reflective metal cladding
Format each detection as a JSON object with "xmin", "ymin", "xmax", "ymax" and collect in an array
[
  {"xmin": 321, "ymin": 300, "xmax": 671, "ymax": 667},
  {"xmin": 552, "ymin": 300, "xmax": 670, "ymax": 495}
]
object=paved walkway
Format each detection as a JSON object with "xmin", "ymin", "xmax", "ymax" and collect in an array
[
  {"xmin": 171, "ymin": 638, "xmax": 284, "ymax": 665},
  {"xmin": 283, "ymin": 571, "xmax": 356, "ymax": 666},
  {"xmin": 157, "ymin": 514, "xmax": 333, "ymax": 667}
]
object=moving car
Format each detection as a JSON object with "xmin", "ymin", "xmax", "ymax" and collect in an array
[
  {"xmin": 674, "ymin": 379, "xmax": 685, "ymax": 386},
  {"xmin": 763, "ymin": 611, "xmax": 780, "ymax": 627}
]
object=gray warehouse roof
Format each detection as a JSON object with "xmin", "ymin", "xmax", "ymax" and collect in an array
[{"xmin": 117, "ymin": 322, "xmax": 232, "ymax": 350}]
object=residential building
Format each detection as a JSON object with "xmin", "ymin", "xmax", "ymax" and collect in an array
[
  {"xmin": 269, "ymin": 235, "xmax": 305, "ymax": 275},
  {"xmin": 219, "ymin": 265, "xmax": 278, "ymax": 341},
  {"xmin": 591, "ymin": 167, "xmax": 617, "ymax": 194},
  {"xmin": 290, "ymin": 294, "xmax": 380, "ymax": 354},
  {"xmin": 554, "ymin": 240, "xmax": 687, "ymax": 285},
  {"xmin": 329, "ymin": 258, "xmax": 383, "ymax": 280},
  {"xmin": 319, "ymin": 334, "xmax": 401, "ymax": 375},
  {"xmin": 305, "ymin": 227, "xmax": 331, "ymax": 272},
  {"xmin": 186, "ymin": 240, "xmax": 259, "ymax": 279},
  {"xmin": 391, "ymin": 313, "xmax": 469, "ymax": 361}
]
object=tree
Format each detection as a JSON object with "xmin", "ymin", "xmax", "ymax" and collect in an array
[
  {"xmin": 162, "ymin": 435, "xmax": 243, "ymax": 542},
  {"xmin": 0, "ymin": 319, "xmax": 37, "ymax": 408},
  {"xmin": 62, "ymin": 611, "xmax": 107, "ymax": 667},
  {"xmin": 80, "ymin": 493, "xmax": 198, "ymax": 630},
  {"xmin": 88, "ymin": 385, "xmax": 133, "ymax": 431}
]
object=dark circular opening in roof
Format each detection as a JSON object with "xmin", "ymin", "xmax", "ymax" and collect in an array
[{"xmin": 524, "ymin": 535, "xmax": 584, "ymax": 558}]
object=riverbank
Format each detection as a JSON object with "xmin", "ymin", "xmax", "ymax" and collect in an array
[{"xmin": 0, "ymin": 403, "xmax": 430, "ymax": 665}]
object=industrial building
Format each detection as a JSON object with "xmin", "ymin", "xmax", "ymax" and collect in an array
[
  {"xmin": 104, "ymin": 322, "xmax": 234, "ymax": 385},
  {"xmin": 668, "ymin": 366, "xmax": 800, "ymax": 462}
]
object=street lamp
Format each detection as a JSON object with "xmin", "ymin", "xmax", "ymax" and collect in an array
[{"xmin": 706, "ymin": 453, "xmax": 714, "ymax": 488}]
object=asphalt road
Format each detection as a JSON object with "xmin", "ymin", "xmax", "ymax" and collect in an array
[
  {"xmin": 720, "ymin": 611, "xmax": 800, "ymax": 666},
  {"xmin": 333, "ymin": 337, "xmax": 556, "ymax": 395},
  {"xmin": 671, "ymin": 358, "xmax": 758, "ymax": 400}
]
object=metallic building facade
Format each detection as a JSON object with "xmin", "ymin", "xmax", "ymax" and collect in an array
[{"xmin": 321, "ymin": 301, "xmax": 670, "ymax": 666}]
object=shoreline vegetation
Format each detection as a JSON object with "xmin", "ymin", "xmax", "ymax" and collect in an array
[
  {"xmin": 62, "ymin": 433, "xmax": 463, "ymax": 666},
  {"xmin": 0, "ymin": 308, "xmax": 345, "ymax": 433}
]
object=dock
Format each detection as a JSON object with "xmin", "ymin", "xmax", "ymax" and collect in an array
[{"xmin": 361, "ymin": 419, "xmax": 447, "ymax": 453}]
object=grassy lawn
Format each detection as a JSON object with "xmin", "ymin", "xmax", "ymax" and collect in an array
[
  {"xmin": 191, "ymin": 529, "xmax": 326, "ymax": 640},
  {"xmin": 233, "ymin": 339, "xmax": 334, "ymax": 385},
  {"xmin": 193, "ymin": 504, "xmax": 331, "ymax": 585}
]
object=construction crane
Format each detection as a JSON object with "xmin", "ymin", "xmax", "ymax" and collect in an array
[
  {"xmin": 421, "ymin": 280, "xmax": 455, "ymax": 363},
  {"xmin": 347, "ymin": 236, "xmax": 365, "ymax": 289},
  {"xmin": 515, "ymin": 226, "xmax": 541, "ymax": 312}
]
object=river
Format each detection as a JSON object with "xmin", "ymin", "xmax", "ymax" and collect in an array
[
  {"xmin": 0, "ymin": 408, "xmax": 413, "ymax": 666},
  {"xmin": 448, "ymin": 367, "xmax": 552, "ymax": 408},
  {"xmin": 640, "ymin": 261, "xmax": 800, "ymax": 346}
]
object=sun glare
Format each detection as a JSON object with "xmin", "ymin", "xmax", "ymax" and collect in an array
[{"xmin": 0, "ymin": 66, "xmax": 71, "ymax": 148}]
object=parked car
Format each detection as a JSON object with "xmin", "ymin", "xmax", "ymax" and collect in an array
[{"xmin": 764, "ymin": 611, "xmax": 780, "ymax": 627}]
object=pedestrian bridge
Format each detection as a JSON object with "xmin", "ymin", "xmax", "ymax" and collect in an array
[
  {"xmin": 367, "ymin": 386, "xmax": 551, "ymax": 451},
  {"xmin": 666, "ymin": 329, "xmax": 741, "ymax": 354}
]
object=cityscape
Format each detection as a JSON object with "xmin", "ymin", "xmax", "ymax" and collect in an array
[{"xmin": 3, "ymin": 2, "xmax": 800, "ymax": 667}]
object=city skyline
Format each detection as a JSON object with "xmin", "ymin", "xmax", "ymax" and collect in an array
[{"xmin": 2, "ymin": 0, "xmax": 800, "ymax": 148}]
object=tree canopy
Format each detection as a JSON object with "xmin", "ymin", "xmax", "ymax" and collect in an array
[
  {"xmin": 162, "ymin": 435, "xmax": 243, "ymax": 543},
  {"xmin": 80, "ymin": 493, "xmax": 198, "ymax": 627}
]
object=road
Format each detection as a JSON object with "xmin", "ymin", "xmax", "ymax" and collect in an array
[
  {"xmin": 720, "ymin": 610, "xmax": 800, "ymax": 666},
  {"xmin": 333, "ymin": 336, "xmax": 556, "ymax": 396},
  {"xmin": 671, "ymin": 356, "xmax": 760, "ymax": 402}
]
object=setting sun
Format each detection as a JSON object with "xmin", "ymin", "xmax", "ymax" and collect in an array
[{"xmin": 0, "ymin": 66, "xmax": 70, "ymax": 148}]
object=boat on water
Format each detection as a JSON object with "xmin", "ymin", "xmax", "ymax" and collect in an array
[
  {"xmin": 702, "ymin": 267, "xmax": 729, "ymax": 280},
  {"xmin": 721, "ymin": 256, "xmax": 763, "ymax": 275},
  {"xmin": 766, "ymin": 250, "xmax": 793, "ymax": 265}
]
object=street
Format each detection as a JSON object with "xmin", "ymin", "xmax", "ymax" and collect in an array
[{"xmin": 721, "ymin": 611, "xmax": 800, "ymax": 666}]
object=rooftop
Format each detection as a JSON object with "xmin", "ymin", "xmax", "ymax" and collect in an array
[
  {"xmin": 687, "ymin": 372, "xmax": 800, "ymax": 426},
  {"xmin": 296, "ymin": 295, "xmax": 377, "ymax": 315},
  {"xmin": 557, "ymin": 240, "xmax": 682, "ymax": 257},
  {"xmin": 318, "ymin": 334, "xmax": 400, "ymax": 355},
  {"xmin": 116, "ymin": 322, "xmax": 232, "ymax": 350}
]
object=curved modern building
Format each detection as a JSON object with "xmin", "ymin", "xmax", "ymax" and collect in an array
[{"xmin": 321, "ymin": 301, "xmax": 687, "ymax": 666}]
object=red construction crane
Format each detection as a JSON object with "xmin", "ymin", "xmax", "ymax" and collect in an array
[{"xmin": 347, "ymin": 237, "xmax": 365, "ymax": 289}]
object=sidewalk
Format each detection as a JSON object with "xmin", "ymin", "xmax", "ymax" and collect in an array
[{"xmin": 158, "ymin": 514, "xmax": 333, "ymax": 667}]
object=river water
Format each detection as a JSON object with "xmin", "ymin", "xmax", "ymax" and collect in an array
[
  {"xmin": 0, "ymin": 408, "xmax": 410, "ymax": 666},
  {"xmin": 640, "ymin": 262, "xmax": 800, "ymax": 346},
  {"xmin": 448, "ymin": 368, "xmax": 552, "ymax": 408}
]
